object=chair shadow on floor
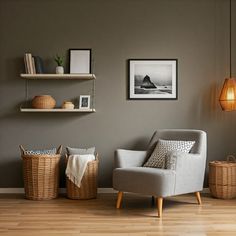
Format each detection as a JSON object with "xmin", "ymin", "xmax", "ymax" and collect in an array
[{"xmin": 92, "ymin": 193, "xmax": 203, "ymax": 217}]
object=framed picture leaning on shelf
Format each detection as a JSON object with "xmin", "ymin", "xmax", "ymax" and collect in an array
[
  {"xmin": 79, "ymin": 95, "xmax": 90, "ymax": 110},
  {"xmin": 69, "ymin": 49, "xmax": 92, "ymax": 74},
  {"xmin": 128, "ymin": 59, "xmax": 178, "ymax": 100}
]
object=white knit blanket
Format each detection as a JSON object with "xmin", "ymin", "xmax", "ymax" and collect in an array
[{"xmin": 66, "ymin": 154, "xmax": 95, "ymax": 188}]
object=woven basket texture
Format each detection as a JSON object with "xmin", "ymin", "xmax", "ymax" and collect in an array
[
  {"xmin": 65, "ymin": 154, "xmax": 98, "ymax": 200},
  {"xmin": 20, "ymin": 145, "xmax": 62, "ymax": 200},
  {"xmin": 209, "ymin": 155, "xmax": 236, "ymax": 199},
  {"xmin": 32, "ymin": 95, "xmax": 56, "ymax": 109}
]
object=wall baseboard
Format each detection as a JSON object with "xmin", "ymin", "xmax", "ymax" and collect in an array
[
  {"xmin": 0, "ymin": 188, "xmax": 25, "ymax": 194},
  {"xmin": 0, "ymin": 188, "xmax": 209, "ymax": 194},
  {"xmin": 0, "ymin": 188, "xmax": 117, "ymax": 194}
]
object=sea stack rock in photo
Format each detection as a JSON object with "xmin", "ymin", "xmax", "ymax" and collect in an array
[{"xmin": 140, "ymin": 75, "xmax": 156, "ymax": 88}]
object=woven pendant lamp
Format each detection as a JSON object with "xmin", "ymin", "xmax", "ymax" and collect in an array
[
  {"xmin": 219, "ymin": 78, "xmax": 236, "ymax": 111},
  {"xmin": 219, "ymin": 0, "xmax": 236, "ymax": 111}
]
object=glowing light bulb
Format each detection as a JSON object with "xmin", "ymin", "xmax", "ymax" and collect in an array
[{"xmin": 226, "ymin": 87, "xmax": 235, "ymax": 100}]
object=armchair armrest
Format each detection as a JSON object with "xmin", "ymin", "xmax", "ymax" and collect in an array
[
  {"xmin": 167, "ymin": 151, "xmax": 206, "ymax": 195},
  {"xmin": 114, "ymin": 149, "xmax": 147, "ymax": 168}
]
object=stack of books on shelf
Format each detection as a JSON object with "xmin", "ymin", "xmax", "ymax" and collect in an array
[{"xmin": 24, "ymin": 53, "xmax": 44, "ymax": 74}]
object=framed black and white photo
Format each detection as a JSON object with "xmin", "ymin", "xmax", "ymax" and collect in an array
[
  {"xmin": 128, "ymin": 59, "xmax": 178, "ymax": 100},
  {"xmin": 79, "ymin": 95, "xmax": 90, "ymax": 109},
  {"xmin": 69, "ymin": 49, "xmax": 91, "ymax": 74}
]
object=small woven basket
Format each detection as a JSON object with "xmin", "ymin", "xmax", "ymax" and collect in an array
[
  {"xmin": 209, "ymin": 155, "xmax": 236, "ymax": 199},
  {"xmin": 20, "ymin": 145, "xmax": 62, "ymax": 200},
  {"xmin": 65, "ymin": 154, "xmax": 99, "ymax": 200},
  {"xmin": 32, "ymin": 95, "xmax": 56, "ymax": 109}
]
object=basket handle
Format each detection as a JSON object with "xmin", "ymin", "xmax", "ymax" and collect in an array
[
  {"xmin": 19, "ymin": 145, "xmax": 26, "ymax": 155},
  {"xmin": 227, "ymin": 155, "xmax": 236, "ymax": 162},
  {"xmin": 57, "ymin": 145, "xmax": 63, "ymax": 154}
]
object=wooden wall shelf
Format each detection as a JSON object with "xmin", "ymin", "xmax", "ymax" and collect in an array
[
  {"xmin": 20, "ymin": 72, "xmax": 96, "ymax": 113},
  {"xmin": 20, "ymin": 74, "xmax": 96, "ymax": 80},
  {"xmin": 20, "ymin": 108, "xmax": 96, "ymax": 113}
]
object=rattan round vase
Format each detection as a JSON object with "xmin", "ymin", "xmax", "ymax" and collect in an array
[
  {"xmin": 209, "ymin": 155, "xmax": 236, "ymax": 199},
  {"xmin": 65, "ymin": 154, "xmax": 99, "ymax": 200},
  {"xmin": 32, "ymin": 95, "xmax": 56, "ymax": 109},
  {"xmin": 20, "ymin": 145, "xmax": 62, "ymax": 200}
]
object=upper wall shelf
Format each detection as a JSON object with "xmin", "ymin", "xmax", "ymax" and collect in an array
[{"xmin": 20, "ymin": 73, "xmax": 96, "ymax": 80}]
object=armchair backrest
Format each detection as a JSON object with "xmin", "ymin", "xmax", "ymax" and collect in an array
[{"xmin": 148, "ymin": 129, "xmax": 207, "ymax": 157}]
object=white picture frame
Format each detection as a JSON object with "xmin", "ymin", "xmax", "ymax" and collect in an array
[
  {"xmin": 79, "ymin": 95, "xmax": 90, "ymax": 109},
  {"xmin": 69, "ymin": 49, "xmax": 91, "ymax": 74},
  {"xmin": 128, "ymin": 59, "xmax": 178, "ymax": 100}
]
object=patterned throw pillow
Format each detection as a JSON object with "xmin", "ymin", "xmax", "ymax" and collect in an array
[
  {"xmin": 24, "ymin": 148, "xmax": 57, "ymax": 155},
  {"xmin": 143, "ymin": 139, "xmax": 195, "ymax": 168}
]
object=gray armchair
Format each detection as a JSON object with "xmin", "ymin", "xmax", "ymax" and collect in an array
[{"xmin": 113, "ymin": 129, "xmax": 207, "ymax": 217}]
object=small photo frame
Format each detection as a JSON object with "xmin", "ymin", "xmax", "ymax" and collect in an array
[
  {"xmin": 79, "ymin": 95, "xmax": 90, "ymax": 109},
  {"xmin": 128, "ymin": 59, "xmax": 178, "ymax": 100},
  {"xmin": 69, "ymin": 49, "xmax": 91, "ymax": 74}
]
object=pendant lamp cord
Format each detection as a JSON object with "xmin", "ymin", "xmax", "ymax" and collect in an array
[{"xmin": 230, "ymin": 0, "xmax": 232, "ymax": 77}]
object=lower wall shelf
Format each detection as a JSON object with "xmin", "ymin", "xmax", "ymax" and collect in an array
[{"xmin": 20, "ymin": 108, "xmax": 96, "ymax": 113}]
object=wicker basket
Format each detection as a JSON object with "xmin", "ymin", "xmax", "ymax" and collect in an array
[
  {"xmin": 20, "ymin": 145, "xmax": 62, "ymax": 200},
  {"xmin": 65, "ymin": 154, "xmax": 99, "ymax": 200},
  {"xmin": 32, "ymin": 95, "xmax": 56, "ymax": 109},
  {"xmin": 209, "ymin": 155, "xmax": 236, "ymax": 199}
]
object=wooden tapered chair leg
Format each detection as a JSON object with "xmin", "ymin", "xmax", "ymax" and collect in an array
[
  {"xmin": 195, "ymin": 191, "xmax": 202, "ymax": 205},
  {"xmin": 156, "ymin": 197, "xmax": 163, "ymax": 218},
  {"xmin": 116, "ymin": 191, "xmax": 123, "ymax": 209}
]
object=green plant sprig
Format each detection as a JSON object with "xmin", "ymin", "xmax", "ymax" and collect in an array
[{"xmin": 54, "ymin": 55, "xmax": 64, "ymax": 66}]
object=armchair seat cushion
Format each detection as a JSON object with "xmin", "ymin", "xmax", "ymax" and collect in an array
[{"xmin": 113, "ymin": 167, "xmax": 176, "ymax": 197}]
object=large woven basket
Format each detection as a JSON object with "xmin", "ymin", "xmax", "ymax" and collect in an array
[
  {"xmin": 20, "ymin": 145, "xmax": 62, "ymax": 200},
  {"xmin": 209, "ymin": 155, "xmax": 236, "ymax": 199},
  {"xmin": 65, "ymin": 154, "xmax": 99, "ymax": 200}
]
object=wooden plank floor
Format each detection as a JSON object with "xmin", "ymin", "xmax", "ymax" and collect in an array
[{"xmin": 0, "ymin": 193, "xmax": 236, "ymax": 236}]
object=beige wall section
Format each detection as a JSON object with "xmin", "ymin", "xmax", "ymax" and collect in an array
[{"xmin": 0, "ymin": 0, "xmax": 236, "ymax": 187}]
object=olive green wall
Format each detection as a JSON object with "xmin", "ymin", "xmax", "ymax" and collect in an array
[{"xmin": 0, "ymin": 0, "xmax": 236, "ymax": 187}]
